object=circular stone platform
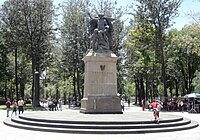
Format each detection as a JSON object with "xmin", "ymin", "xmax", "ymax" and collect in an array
[
  {"xmin": 18, "ymin": 110, "xmax": 181, "ymax": 122},
  {"xmin": 4, "ymin": 110, "xmax": 199, "ymax": 134}
]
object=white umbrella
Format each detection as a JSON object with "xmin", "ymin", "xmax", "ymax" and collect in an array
[
  {"xmin": 184, "ymin": 93, "xmax": 200, "ymax": 99},
  {"xmin": 184, "ymin": 93, "xmax": 200, "ymax": 113}
]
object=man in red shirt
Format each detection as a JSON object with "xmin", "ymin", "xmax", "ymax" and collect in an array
[
  {"xmin": 5, "ymin": 98, "xmax": 11, "ymax": 117},
  {"xmin": 150, "ymin": 100, "xmax": 159, "ymax": 109},
  {"xmin": 150, "ymin": 100, "xmax": 159, "ymax": 124}
]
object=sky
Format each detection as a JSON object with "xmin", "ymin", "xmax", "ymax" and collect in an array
[
  {"xmin": 116, "ymin": 0, "xmax": 200, "ymax": 30},
  {"xmin": 0, "ymin": 0, "xmax": 199, "ymax": 30}
]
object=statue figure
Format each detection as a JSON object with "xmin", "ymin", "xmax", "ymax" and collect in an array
[{"xmin": 89, "ymin": 14, "xmax": 114, "ymax": 51}]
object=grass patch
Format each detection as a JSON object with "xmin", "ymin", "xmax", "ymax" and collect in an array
[{"xmin": 0, "ymin": 105, "xmax": 6, "ymax": 110}]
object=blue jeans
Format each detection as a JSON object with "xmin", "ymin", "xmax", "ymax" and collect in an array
[{"xmin": 6, "ymin": 108, "xmax": 10, "ymax": 117}]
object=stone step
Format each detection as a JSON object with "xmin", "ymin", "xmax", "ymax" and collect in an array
[
  {"xmin": 10, "ymin": 116, "xmax": 191, "ymax": 129},
  {"xmin": 3, "ymin": 111, "xmax": 199, "ymax": 134},
  {"xmin": 3, "ymin": 118, "xmax": 199, "ymax": 134},
  {"xmin": 18, "ymin": 114, "xmax": 184, "ymax": 124}
]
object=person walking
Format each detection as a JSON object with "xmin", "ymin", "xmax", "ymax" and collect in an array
[
  {"xmin": 141, "ymin": 99, "xmax": 145, "ymax": 111},
  {"xmin": 58, "ymin": 98, "xmax": 62, "ymax": 111},
  {"xmin": 18, "ymin": 97, "xmax": 25, "ymax": 115},
  {"xmin": 11, "ymin": 99, "xmax": 17, "ymax": 117},
  {"xmin": 127, "ymin": 98, "xmax": 130, "ymax": 107},
  {"xmin": 150, "ymin": 100, "xmax": 160, "ymax": 124},
  {"xmin": 5, "ymin": 98, "xmax": 11, "ymax": 117},
  {"xmin": 121, "ymin": 98, "xmax": 125, "ymax": 112}
]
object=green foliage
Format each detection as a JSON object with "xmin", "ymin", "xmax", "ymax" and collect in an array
[
  {"xmin": 125, "ymin": 0, "xmax": 183, "ymax": 101},
  {"xmin": 0, "ymin": 0, "xmax": 55, "ymax": 105},
  {"xmin": 167, "ymin": 23, "xmax": 200, "ymax": 94},
  {"xmin": 124, "ymin": 80, "xmax": 135, "ymax": 97},
  {"xmin": 192, "ymin": 71, "xmax": 200, "ymax": 92}
]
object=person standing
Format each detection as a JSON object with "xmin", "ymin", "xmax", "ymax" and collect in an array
[
  {"xmin": 58, "ymin": 98, "xmax": 62, "ymax": 111},
  {"xmin": 18, "ymin": 97, "xmax": 24, "ymax": 115},
  {"xmin": 11, "ymin": 99, "xmax": 17, "ymax": 117},
  {"xmin": 5, "ymin": 98, "xmax": 11, "ymax": 117},
  {"xmin": 121, "ymin": 98, "xmax": 125, "ymax": 112},
  {"xmin": 178, "ymin": 100, "xmax": 184, "ymax": 113}
]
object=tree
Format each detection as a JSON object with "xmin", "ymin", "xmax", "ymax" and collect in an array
[
  {"xmin": 125, "ymin": 23, "xmax": 158, "ymax": 103},
  {"xmin": 21, "ymin": 0, "xmax": 55, "ymax": 107},
  {"xmin": 168, "ymin": 23, "xmax": 200, "ymax": 95},
  {"xmin": 0, "ymin": 33, "xmax": 12, "ymax": 99},
  {"xmin": 60, "ymin": 0, "xmax": 89, "ymax": 105},
  {"xmin": 0, "ymin": 0, "xmax": 55, "ymax": 107},
  {"xmin": 128, "ymin": 0, "xmax": 182, "ymax": 101},
  {"xmin": 193, "ymin": 71, "xmax": 200, "ymax": 92},
  {"xmin": 0, "ymin": 0, "xmax": 24, "ymax": 100}
]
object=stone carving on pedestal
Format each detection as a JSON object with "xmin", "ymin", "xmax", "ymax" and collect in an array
[{"xmin": 80, "ymin": 14, "xmax": 122, "ymax": 114}]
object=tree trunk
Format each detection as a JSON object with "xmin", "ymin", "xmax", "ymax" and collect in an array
[
  {"xmin": 175, "ymin": 80, "xmax": 179, "ymax": 97},
  {"xmin": 19, "ymin": 81, "xmax": 25, "ymax": 99},
  {"xmin": 140, "ymin": 78, "xmax": 145, "ymax": 100},
  {"xmin": 169, "ymin": 82, "xmax": 173, "ymax": 100},
  {"xmin": 15, "ymin": 48, "xmax": 19, "ymax": 100},
  {"xmin": 56, "ymin": 86, "xmax": 59, "ymax": 101},
  {"xmin": 134, "ymin": 78, "xmax": 139, "ymax": 105},
  {"xmin": 31, "ymin": 65, "xmax": 34, "ymax": 104},
  {"xmin": 188, "ymin": 61, "xmax": 193, "ymax": 93},
  {"xmin": 161, "ymin": 47, "xmax": 167, "ymax": 100},
  {"xmin": 32, "ymin": 59, "xmax": 40, "ymax": 107},
  {"xmin": 145, "ymin": 79, "xmax": 149, "ymax": 100},
  {"xmin": 73, "ymin": 63, "xmax": 77, "ymax": 106},
  {"xmin": 4, "ymin": 79, "xmax": 7, "ymax": 99},
  {"xmin": 76, "ymin": 68, "xmax": 81, "ymax": 102}
]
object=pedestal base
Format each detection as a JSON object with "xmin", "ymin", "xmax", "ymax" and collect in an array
[{"xmin": 80, "ymin": 96, "xmax": 122, "ymax": 114}]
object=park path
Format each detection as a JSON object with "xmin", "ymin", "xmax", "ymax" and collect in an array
[{"xmin": 0, "ymin": 104, "xmax": 200, "ymax": 140}]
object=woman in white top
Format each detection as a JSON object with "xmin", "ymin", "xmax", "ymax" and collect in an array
[{"xmin": 18, "ymin": 97, "xmax": 24, "ymax": 115}]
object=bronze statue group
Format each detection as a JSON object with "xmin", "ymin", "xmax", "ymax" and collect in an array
[{"xmin": 89, "ymin": 14, "xmax": 114, "ymax": 51}]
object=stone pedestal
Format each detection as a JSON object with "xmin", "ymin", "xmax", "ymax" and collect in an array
[{"xmin": 80, "ymin": 50, "xmax": 122, "ymax": 114}]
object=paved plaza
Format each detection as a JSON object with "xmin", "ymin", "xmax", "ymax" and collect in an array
[{"xmin": 0, "ymin": 105, "xmax": 200, "ymax": 140}]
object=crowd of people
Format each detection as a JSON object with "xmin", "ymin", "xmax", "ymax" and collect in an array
[
  {"xmin": 120, "ymin": 97, "xmax": 199, "ymax": 124},
  {"xmin": 5, "ymin": 97, "xmax": 25, "ymax": 117},
  {"xmin": 5, "ymin": 97, "xmax": 64, "ymax": 117},
  {"xmin": 46, "ymin": 98, "xmax": 62, "ymax": 111}
]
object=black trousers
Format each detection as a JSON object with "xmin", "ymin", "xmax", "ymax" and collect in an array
[{"xmin": 18, "ymin": 106, "xmax": 24, "ymax": 114}]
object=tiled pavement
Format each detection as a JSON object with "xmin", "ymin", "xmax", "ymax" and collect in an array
[{"xmin": 0, "ymin": 105, "xmax": 200, "ymax": 140}]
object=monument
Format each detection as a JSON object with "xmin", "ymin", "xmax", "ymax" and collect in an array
[{"xmin": 80, "ymin": 14, "xmax": 122, "ymax": 114}]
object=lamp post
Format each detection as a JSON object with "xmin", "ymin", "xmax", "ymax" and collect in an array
[{"xmin": 33, "ymin": 71, "xmax": 39, "ymax": 107}]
